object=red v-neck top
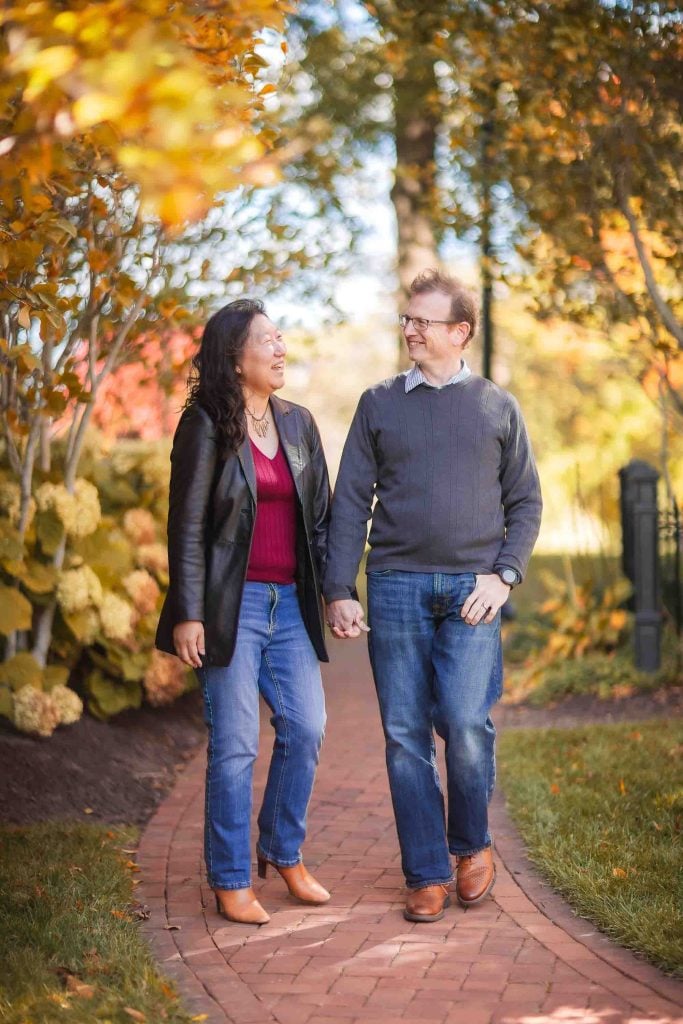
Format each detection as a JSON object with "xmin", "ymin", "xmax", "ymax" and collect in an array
[{"xmin": 246, "ymin": 440, "xmax": 297, "ymax": 584}]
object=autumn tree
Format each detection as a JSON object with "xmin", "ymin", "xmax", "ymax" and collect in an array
[
  {"xmin": 441, "ymin": 1, "xmax": 682, "ymax": 381},
  {"xmin": 0, "ymin": 0, "xmax": 288, "ymax": 678}
]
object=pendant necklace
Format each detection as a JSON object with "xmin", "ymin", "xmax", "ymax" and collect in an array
[{"xmin": 247, "ymin": 404, "xmax": 270, "ymax": 438}]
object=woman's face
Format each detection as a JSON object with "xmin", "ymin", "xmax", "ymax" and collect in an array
[{"xmin": 237, "ymin": 314, "xmax": 286, "ymax": 396}]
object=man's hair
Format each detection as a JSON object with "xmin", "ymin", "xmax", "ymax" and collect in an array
[{"xmin": 409, "ymin": 268, "xmax": 479, "ymax": 340}]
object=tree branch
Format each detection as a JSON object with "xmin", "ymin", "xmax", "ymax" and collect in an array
[{"xmin": 614, "ymin": 172, "xmax": 683, "ymax": 349}]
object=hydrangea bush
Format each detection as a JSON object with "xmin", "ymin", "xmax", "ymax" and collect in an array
[{"xmin": 0, "ymin": 432, "xmax": 193, "ymax": 737}]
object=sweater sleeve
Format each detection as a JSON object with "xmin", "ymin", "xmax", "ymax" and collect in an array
[
  {"xmin": 494, "ymin": 397, "xmax": 542, "ymax": 581},
  {"xmin": 324, "ymin": 392, "xmax": 377, "ymax": 602}
]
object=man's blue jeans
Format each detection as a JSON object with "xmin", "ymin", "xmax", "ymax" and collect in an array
[
  {"xmin": 196, "ymin": 582, "xmax": 326, "ymax": 891},
  {"xmin": 367, "ymin": 570, "xmax": 503, "ymax": 889}
]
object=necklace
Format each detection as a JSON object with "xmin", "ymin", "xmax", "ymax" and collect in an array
[{"xmin": 246, "ymin": 404, "xmax": 270, "ymax": 438}]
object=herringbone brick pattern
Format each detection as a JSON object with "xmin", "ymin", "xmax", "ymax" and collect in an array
[{"xmin": 138, "ymin": 642, "xmax": 683, "ymax": 1024}]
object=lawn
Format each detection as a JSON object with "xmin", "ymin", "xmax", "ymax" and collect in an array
[
  {"xmin": 498, "ymin": 718, "xmax": 683, "ymax": 977},
  {"xmin": 0, "ymin": 822, "xmax": 192, "ymax": 1024}
]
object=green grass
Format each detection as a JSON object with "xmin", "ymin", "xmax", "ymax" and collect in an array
[
  {"xmin": 498, "ymin": 719, "xmax": 683, "ymax": 977},
  {"xmin": 0, "ymin": 823, "xmax": 192, "ymax": 1024}
]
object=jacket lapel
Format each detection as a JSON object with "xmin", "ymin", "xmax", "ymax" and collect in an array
[
  {"xmin": 271, "ymin": 396, "xmax": 304, "ymax": 503},
  {"xmin": 236, "ymin": 428, "xmax": 257, "ymax": 504}
]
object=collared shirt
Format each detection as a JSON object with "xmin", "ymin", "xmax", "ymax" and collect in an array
[{"xmin": 404, "ymin": 359, "xmax": 472, "ymax": 393}]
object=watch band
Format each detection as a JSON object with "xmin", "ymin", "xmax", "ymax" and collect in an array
[{"xmin": 496, "ymin": 566, "xmax": 521, "ymax": 588}]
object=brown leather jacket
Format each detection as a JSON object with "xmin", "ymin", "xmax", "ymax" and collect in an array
[{"xmin": 155, "ymin": 396, "xmax": 331, "ymax": 667}]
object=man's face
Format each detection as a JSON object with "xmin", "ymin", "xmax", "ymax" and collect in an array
[{"xmin": 402, "ymin": 290, "xmax": 470, "ymax": 365}]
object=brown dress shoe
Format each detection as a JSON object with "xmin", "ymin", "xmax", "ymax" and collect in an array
[
  {"xmin": 403, "ymin": 883, "xmax": 451, "ymax": 922},
  {"xmin": 455, "ymin": 847, "xmax": 495, "ymax": 906},
  {"xmin": 257, "ymin": 854, "xmax": 331, "ymax": 904},
  {"xmin": 214, "ymin": 887, "xmax": 270, "ymax": 925}
]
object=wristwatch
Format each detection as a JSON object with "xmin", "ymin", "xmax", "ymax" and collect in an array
[{"xmin": 496, "ymin": 566, "xmax": 521, "ymax": 589}]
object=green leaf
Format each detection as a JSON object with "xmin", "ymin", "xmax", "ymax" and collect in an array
[
  {"xmin": 0, "ymin": 685, "xmax": 13, "ymax": 719},
  {"xmin": 0, "ymin": 585, "xmax": 32, "ymax": 635},
  {"xmin": 15, "ymin": 559, "xmax": 57, "ymax": 594},
  {"xmin": 62, "ymin": 608, "xmax": 98, "ymax": 643},
  {"xmin": 0, "ymin": 653, "xmax": 43, "ymax": 691},
  {"xmin": 36, "ymin": 509, "xmax": 64, "ymax": 556},
  {"xmin": 86, "ymin": 670, "xmax": 141, "ymax": 719},
  {"xmin": 119, "ymin": 650, "xmax": 149, "ymax": 682},
  {"xmin": 0, "ymin": 520, "xmax": 24, "ymax": 561},
  {"xmin": 44, "ymin": 665, "xmax": 70, "ymax": 691}
]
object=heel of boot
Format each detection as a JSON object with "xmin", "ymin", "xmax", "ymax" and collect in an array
[{"xmin": 257, "ymin": 856, "xmax": 268, "ymax": 879}]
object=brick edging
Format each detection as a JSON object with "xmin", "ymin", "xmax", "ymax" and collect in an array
[{"xmin": 491, "ymin": 787, "xmax": 683, "ymax": 1005}]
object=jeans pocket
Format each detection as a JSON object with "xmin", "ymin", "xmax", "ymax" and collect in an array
[{"xmin": 367, "ymin": 569, "xmax": 393, "ymax": 576}]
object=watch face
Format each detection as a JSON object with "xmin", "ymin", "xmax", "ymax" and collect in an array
[{"xmin": 501, "ymin": 568, "xmax": 517, "ymax": 586}]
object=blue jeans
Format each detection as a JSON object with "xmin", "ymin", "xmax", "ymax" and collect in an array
[
  {"xmin": 367, "ymin": 570, "xmax": 503, "ymax": 889},
  {"xmin": 197, "ymin": 582, "xmax": 326, "ymax": 890}
]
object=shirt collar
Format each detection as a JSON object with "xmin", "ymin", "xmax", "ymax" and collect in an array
[{"xmin": 405, "ymin": 359, "xmax": 471, "ymax": 393}]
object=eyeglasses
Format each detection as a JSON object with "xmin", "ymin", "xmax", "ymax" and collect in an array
[{"xmin": 398, "ymin": 314, "xmax": 457, "ymax": 332}]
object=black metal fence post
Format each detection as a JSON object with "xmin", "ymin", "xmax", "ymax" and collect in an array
[{"xmin": 618, "ymin": 460, "xmax": 661, "ymax": 672}]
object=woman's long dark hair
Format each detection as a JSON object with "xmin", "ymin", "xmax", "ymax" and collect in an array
[{"xmin": 186, "ymin": 299, "xmax": 265, "ymax": 454}]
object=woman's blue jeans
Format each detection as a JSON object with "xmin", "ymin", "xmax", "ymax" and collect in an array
[
  {"xmin": 196, "ymin": 582, "xmax": 326, "ymax": 891},
  {"xmin": 367, "ymin": 570, "xmax": 503, "ymax": 890}
]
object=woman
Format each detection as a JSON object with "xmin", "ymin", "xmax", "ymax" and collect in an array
[{"xmin": 156, "ymin": 299, "xmax": 331, "ymax": 925}]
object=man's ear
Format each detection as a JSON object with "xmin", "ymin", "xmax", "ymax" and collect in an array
[{"xmin": 452, "ymin": 322, "xmax": 471, "ymax": 347}]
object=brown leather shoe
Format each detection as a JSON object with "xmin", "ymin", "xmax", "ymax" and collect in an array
[
  {"xmin": 257, "ymin": 854, "xmax": 330, "ymax": 904},
  {"xmin": 214, "ymin": 887, "xmax": 270, "ymax": 925},
  {"xmin": 455, "ymin": 847, "xmax": 495, "ymax": 906},
  {"xmin": 403, "ymin": 883, "xmax": 451, "ymax": 922}
]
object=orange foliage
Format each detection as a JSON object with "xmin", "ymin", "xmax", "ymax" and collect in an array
[{"xmin": 91, "ymin": 330, "xmax": 197, "ymax": 440}]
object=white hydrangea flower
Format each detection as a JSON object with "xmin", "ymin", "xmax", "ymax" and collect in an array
[
  {"xmin": 143, "ymin": 650, "xmax": 186, "ymax": 707},
  {"xmin": 137, "ymin": 543, "xmax": 168, "ymax": 575},
  {"xmin": 122, "ymin": 508, "xmax": 157, "ymax": 546},
  {"xmin": 50, "ymin": 684, "xmax": 83, "ymax": 726},
  {"xmin": 57, "ymin": 565, "xmax": 103, "ymax": 613},
  {"xmin": 35, "ymin": 479, "xmax": 101, "ymax": 537},
  {"xmin": 13, "ymin": 686, "xmax": 60, "ymax": 738},
  {"xmin": 0, "ymin": 480, "xmax": 36, "ymax": 529},
  {"xmin": 99, "ymin": 591, "xmax": 134, "ymax": 641},
  {"xmin": 123, "ymin": 569, "xmax": 160, "ymax": 615}
]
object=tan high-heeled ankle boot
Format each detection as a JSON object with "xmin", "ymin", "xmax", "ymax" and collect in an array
[
  {"xmin": 213, "ymin": 886, "xmax": 270, "ymax": 925},
  {"xmin": 257, "ymin": 853, "xmax": 330, "ymax": 904}
]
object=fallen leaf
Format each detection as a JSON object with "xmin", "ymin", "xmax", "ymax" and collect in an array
[
  {"xmin": 123, "ymin": 1009, "xmax": 146, "ymax": 1022},
  {"xmin": 191, "ymin": 1016, "xmax": 209, "ymax": 1022},
  {"xmin": 111, "ymin": 909, "xmax": 130, "ymax": 920},
  {"xmin": 65, "ymin": 974, "xmax": 96, "ymax": 998},
  {"xmin": 83, "ymin": 807, "xmax": 94, "ymax": 815},
  {"xmin": 628, "ymin": 730, "xmax": 642, "ymax": 741},
  {"xmin": 652, "ymin": 821, "xmax": 663, "ymax": 831},
  {"xmin": 612, "ymin": 867, "xmax": 628, "ymax": 879},
  {"xmin": 618, "ymin": 779, "xmax": 626, "ymax": 795},
  {"xmin": 550, "ymin": 783, "xmax": 561, "ymax": 795},
  {"xmin": 163, "ymin": 923, "xmax": 181, "ymax": 930}
]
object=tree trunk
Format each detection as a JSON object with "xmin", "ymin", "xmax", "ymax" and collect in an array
[{"xmin": 390, "ymin": 52, "xmax": 440, "ymax": 369}]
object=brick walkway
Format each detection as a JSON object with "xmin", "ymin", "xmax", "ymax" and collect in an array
[{"xmin": 138, "ymin": 642, "xmax": 683, "ymax": 1024}]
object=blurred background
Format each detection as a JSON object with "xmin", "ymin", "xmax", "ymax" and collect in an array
[
  {"xmin": 1, "ymin": 2, "xmax": 682, "ymax": 1007},
  {"xmin": 1, "ymin": 0, "xmax": 681, "ymax": 731}
]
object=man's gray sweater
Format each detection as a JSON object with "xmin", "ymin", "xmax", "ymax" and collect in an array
[{"xmin": 324, "ymin": 372, "xmax": 542, "ymax": 602}]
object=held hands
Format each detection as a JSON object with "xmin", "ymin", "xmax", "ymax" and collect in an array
[
  {"xmin": 326, "ymin": 599, "xmax": 369, "ymax": 639},
  {"xmin": 461, "ymin": 574, "xmax": 511, "ymax": 626},
  {"xmin": 173, "ymin": 620, "xmax": 205, "ymax": 668}
]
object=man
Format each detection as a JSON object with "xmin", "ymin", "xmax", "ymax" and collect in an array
[{"xmin": 324, "ymin": 269, "xmax": 542, "ymax": 923}]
